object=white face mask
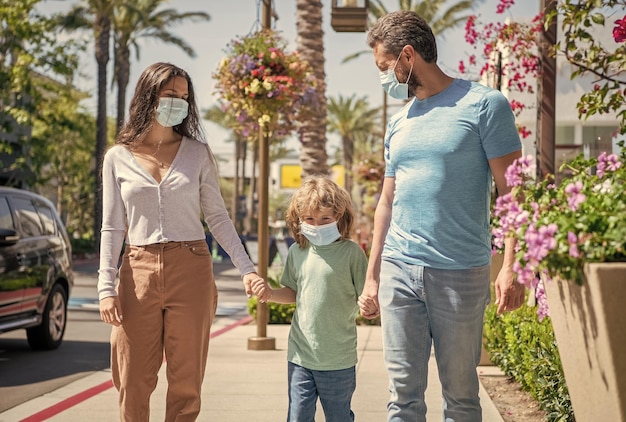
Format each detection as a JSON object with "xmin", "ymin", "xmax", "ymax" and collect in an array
[
  {"xmin": 156, "ymin": 97, "xmax": 189, "ymax": 127},
  {"xmin": 379, "ymin": 51, "xmax": 413, "ymax": 100},
  {"xmin": 300, "ymin": 221, "xmax": 341, "ymax": 246}
]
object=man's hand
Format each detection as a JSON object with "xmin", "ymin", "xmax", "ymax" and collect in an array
[
  {"xmin": 99, "ymin": 296, "xmax": 123, "ymax": 326},
  {"xmin": 494, "ymin": 267, "xmax": 526, "ymax": 315}
]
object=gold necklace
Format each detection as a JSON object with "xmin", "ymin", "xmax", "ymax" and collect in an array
[{"xmin": 151, "ymin": 138, "xmax": 168, "ymax": 168}]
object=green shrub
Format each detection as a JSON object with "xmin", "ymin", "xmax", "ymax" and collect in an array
[
  {"xmin": 247, "ymin": 296, "xmax": 296, "ymax": 324},
  {"xmin": 483, "ymin": 302, "xmax": 574, "ymax": 421}
]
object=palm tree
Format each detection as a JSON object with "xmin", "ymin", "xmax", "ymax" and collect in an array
[
  {"xmin": 327, "ymin": 94, "xmax": 381, "ymax": 195},
  {"xmin": 112, "ymin": 1, "xmax": 210, "ymax": 133},
  {"xmin": 296, "ymin": 0, "xmax": 330, "ymax": 177},
  {"xmin": 60, "ymin": 0, "xmax": 117, "ymax": 249}
]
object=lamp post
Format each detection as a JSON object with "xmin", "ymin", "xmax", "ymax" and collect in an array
[
  {"xmin": 248, "ymin": 0, "xmax": 276, "ymax": 351},
  {"xmin": 331, "ymin": 0, "xmax": 369, "ymax": 32}
]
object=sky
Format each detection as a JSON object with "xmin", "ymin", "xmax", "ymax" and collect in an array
[{"xmin": 36, "ymin": 0, "xmax": 540, "ymax": 156}]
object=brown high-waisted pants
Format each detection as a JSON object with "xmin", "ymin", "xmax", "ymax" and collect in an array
[{"xmin": 111, "ymin": 240, "xmax": 218, "ymax": 422}]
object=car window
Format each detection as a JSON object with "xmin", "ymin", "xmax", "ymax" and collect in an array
[
  {"xmin": 0, "ymin": 197, "xmax": 15, "ymax": 231},
  {"xmin": 35, "ymin": 202, "xmax": 56, "ymax": 235},
  {"xmin": 13, "ymin": 197, "xmax": 44, "ymax": 238}
]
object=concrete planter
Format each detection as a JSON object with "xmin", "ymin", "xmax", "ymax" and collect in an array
[{"xmin": 545, "ymin": 262, "xmax": 626, "ymax": 421}]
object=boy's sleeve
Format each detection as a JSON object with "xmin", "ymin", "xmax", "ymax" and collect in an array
[
  {"xmin": 352, "ymin": 243, "xmax": 368, "ymax": 296},
  {"xmin": 280, "ymin": 244, "xmax": 297, "ymax": 291}
]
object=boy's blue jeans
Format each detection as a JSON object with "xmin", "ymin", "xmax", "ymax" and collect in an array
[
  {"xmin": 379, "ymin": 258, "xmax": 491, "ymax": 422},
  {"xmin": 287, "ymin": 362, "xmax": 356, "ymax": 422}
]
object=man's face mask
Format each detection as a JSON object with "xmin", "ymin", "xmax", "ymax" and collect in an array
[
  {"xmin": 156, "ymin": 97, "xmax": 189, "ymax": 127},
  {"xmin": 379, "ymin": 50, "xmax": 413, "ymax": 100}
]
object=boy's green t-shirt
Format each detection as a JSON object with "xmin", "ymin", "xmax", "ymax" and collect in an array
[{"xmin": 281, "ymin": 239, "xmax": 367, "ymax": 371}]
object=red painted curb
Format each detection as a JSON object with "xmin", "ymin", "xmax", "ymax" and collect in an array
[
  {"xmin": 20, "ymin": 380, "xmax": 113, "ymax": 422},
  {"xmin": 19, "ymin": 315, "xmax": 255, "ymax": 422}
]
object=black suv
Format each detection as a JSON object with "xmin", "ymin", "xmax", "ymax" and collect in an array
[{"xmin": 0, "ymin": 187, "xmax": 73, "ymax": 350}]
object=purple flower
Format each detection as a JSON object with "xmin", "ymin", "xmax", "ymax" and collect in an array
[
  {"xmin": 522, "ymin": 223, "xmax": 557, "ymax": 267},
  {"xmin": 564, "ymin": 181, "xmax": 586, "ymax": 211},
  {"xmin": 597, "ymin": 151, "xmax": 622, "ymax": 178},
  {"xmin": 567, "ymin": 231, "xmax": 580, "ymax": 258},
  {"xmin": 535, "ymin": 278, "xmax": 549, "ymax": 321},
  {"xmin": 504, "ymin": 155, "xmax": 535, "ymax": 187}
]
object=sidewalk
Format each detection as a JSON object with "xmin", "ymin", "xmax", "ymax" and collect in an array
[
  {"xmin": 0, "ymin": 258, "xmax": 505, "ymax": 422},
  {"xmin": 0, "ymin": 324, "xmax": 504, "ymax": 422}
]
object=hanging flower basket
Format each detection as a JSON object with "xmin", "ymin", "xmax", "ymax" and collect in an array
[{"xmin": 213, "ymin": 29, "xmax": 319, "ymax": 140}]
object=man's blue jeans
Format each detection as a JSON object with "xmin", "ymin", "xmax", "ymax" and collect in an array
[
  {"xmin": 287, "ymin": 362, "xmax": 356, "ymax": 422},
  {"xmin": 379, "ymin": 258, "xmax": 491, "ymax": 422}
]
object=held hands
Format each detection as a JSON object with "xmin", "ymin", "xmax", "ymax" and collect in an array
[
  {"xmin": 242, "ymin": 272, "xmax": 272, "ymax": 303},
  {"xmin": 250, "ymin": 277, "xmax": 273, "ymax": 303},
  {"xmin": 99, "ymin": 296, "xmax": 123, "ymax": 326},
  {"xmin": 358, "ymin": 278, "xmax": 380, "ymax": 319}
]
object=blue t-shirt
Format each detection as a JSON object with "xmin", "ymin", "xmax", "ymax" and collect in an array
[{"xmin": 383, "ymin": 79, "xmax": 521, "ymax": 269}]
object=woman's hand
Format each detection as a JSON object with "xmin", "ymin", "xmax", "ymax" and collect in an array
[{"xmin": 99, "ymin": 296, "xmax": 123, "ymax": 326}]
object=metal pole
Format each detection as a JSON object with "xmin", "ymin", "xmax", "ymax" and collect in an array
[{"xmin": 248, "ymin": 0, "xmax": 276, "ymax": 351}]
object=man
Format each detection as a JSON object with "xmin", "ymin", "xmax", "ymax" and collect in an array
[{"xmin": 358, "ymin": 10, "xmax": 526, "ymax": 421}]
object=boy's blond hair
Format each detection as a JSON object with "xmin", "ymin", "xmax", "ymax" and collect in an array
[{"xmin": 285, "ymin": 176, "xmax": 355, "ymax": 248}]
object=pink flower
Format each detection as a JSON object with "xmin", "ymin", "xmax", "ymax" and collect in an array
[
  {"xmin": 496, "ymin": 0, "xmax": 515, "ymax": 14},
  {"xmin": 614, "ymin": 17, "xmax": 626, "ymax": 43},
  {"xmin": 597, "ymin": 151, "xmax": 622, "ymax": 177},
  {"xmin": 567, "ymin": 232, "xmax": 580, "ymax": 258},
  {"xmin": 564, "ymin": 181, "xmax": 586, "ymax": 211}
]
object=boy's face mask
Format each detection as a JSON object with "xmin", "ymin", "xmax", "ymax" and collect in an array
[{"xmin": 300, "ymin": 221, "xmax": 340, "ymax": 246}]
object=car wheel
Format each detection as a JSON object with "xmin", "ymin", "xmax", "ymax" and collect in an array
[{"xmin": 26, "ymin": 284, "xmax": 68, "ymax": 350}]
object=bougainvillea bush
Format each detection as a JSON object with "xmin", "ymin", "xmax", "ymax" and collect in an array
[
  {"xmin": 461, "ymin": 0, "xmax": 626, "ymax": 136},
  {"xmin": 213, "ymin": 29, "xmax": 319, "ymax": 140}
]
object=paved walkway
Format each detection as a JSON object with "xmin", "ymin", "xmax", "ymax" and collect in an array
[{"xmin": 0, "ymin": 259, "xmax": 505, "ymax": 422}]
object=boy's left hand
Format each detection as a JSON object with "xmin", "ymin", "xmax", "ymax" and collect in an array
[{"xmin": 249, "ymin": 277, "xmax": 272, "ymax": 303}]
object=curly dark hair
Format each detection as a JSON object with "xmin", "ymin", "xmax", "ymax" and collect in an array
[{"xmin": 367, "ymin": 10, "xmax": 437, "ymax": 63}]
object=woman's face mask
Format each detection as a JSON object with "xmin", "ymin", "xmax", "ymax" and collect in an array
[
  {"xmin": 156, "ymin": 97, "xmax": 189, "ymax": 127},
  {"xmin": 300, "ymin": 221, "xmax": 340, "ymax": 246},
  {"xmin": 379, "ymin": 51, "xmax": 413, "ymax": 100}
]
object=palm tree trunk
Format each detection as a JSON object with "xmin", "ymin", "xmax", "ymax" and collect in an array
[
  {"xmin": 94, "ymin": 14, "xmax": 110, "ymax": 251},
  {"xmin": 116, "ymin": 44, "xmax": 130, "ymax": 135},
  {"xmin": 343, "ymin": 134, "xmax": 354, "ymax": 195},
  {"xmin": 296, "ymin": 0, "xmax": 329, "ymax": 177}
]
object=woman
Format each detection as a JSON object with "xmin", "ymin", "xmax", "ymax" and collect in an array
[{"xmin": 97, "ymin": 62, "xmax": 266, "ymax": 421}]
